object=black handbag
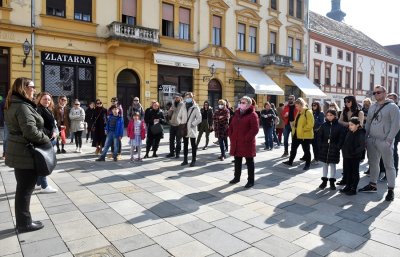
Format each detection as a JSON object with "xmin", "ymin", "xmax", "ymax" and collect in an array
[
  {"xmin": 26, "ymin": 141, "xmax": 57, "ymax": 176},
  {"xmin": 150, "ymin": 122, "xmax": 163, "ymax": 135}
]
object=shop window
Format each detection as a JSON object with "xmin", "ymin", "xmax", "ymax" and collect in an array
[
  {"xmin": 294, "ymin": 39, "xmax": 301, "ymax": 62},
  {"xmin": 269, "ymin": 31, "xmax": 276, "ymax": 54},
  {"xmin": 47, "ymin": 0, "xmax": 66, "ymax": 17},
  {"xmin": 234, "ymin": 80, "xmax": 255, "ymax": 104},
  {"xmin": 369, "ymin": 74, "xmax": 374, "ymax": 91},
  {"xmin": 212, "ymin": 15, "xmax": 222, "ymax": 46},
  {"xmin": 162, "ymin": 3, "xmax": 174, "ymax": 37},
  {"xmin": 179, "ymin": 7, "xmax": 190, "ymax": 40},
  {"xmin": 357, "ymin": 71, "xmax": 362, "ymax": 90},
  {"xmin": 288, "ymin": 37, "xmax": 293, "ymax": 58},
  {"xmin": 122, "ymin": 0, "xmax": 136, "ymax": 25},
  {"xmin": 237, "ymin": 23, "xmax": 245, "ymax": 51},
  {"xmin": 249, "ymin": 26, "xmax": 257, "ymax": 53},
  {"xmin": 270, "ymin": 0, "xmax": 277, "ymax": 10},
  {"xmin": 74, "ymin": 0, "xmax": 92, "ymax": 22}
]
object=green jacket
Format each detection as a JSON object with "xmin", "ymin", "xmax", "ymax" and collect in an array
[{"xmin": 5, "ymin": 93, "xmax": 50, "ymax": 169}]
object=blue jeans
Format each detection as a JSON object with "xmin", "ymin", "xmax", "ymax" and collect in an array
[
  {"xmin": 100, "ymin": 131, "xmax": 119, "ymax": 159},
  {"xmin": 272, "ymin": 125, "xmax": 279, "ymax": 145},
  {"xmin": 283, "ymin": 123, "xmax": 292, "ymax": 153},
  {"xmin": 218, "ymin": 137, "xmax": 227, "ymax": 157},
  {"xmin": 263, "ymin": 126, "xmax": 273, "ymax": 149}
]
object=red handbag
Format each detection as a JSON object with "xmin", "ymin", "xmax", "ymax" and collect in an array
[{"xmin": 60, "ymin": 127, "xmax": 66, "ymax": 144}]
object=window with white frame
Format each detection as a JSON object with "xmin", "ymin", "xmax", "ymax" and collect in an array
[
  {"xmin": 288, "ymin": 37, "xmax": 294, "ymax": 58},
  {"xmin": 179, "ymin": 7, "xmax": 190, "ymax": 40},
  {"xmin": 325, "ymin": 46, "xmax": 332, "ymax": 56},
  {"xmin": 294, "ymin": 39, "xmax": 301, "ymax": 62},
  {"xmin": 314, "ymin": 42, "xmax": 321, "ymax": 53},
  {"xmin": 325, "ymin": 66, "xmax": 331, "ymax": 85},
  {"xmin": 269, "ymin": 31, "xmax": 276, "ymax": 54},
  {"xmin": 369, "ymin": 74, "xmax": 374, "ymax": 91},
  {"xmin": 345, "ymin": 69, "xmax": 351, "ymax": 88},
  {"xmin": 212, "ymin": 15, "xmax": 222, "ymax": 46},
  {"xmin": 122, "ymin": 0, "xmax": 136, "ymax": 25},
  {"xmin": 314, "ymin": 65, "xmax": 320, "ymax": 85},
  {"xmin": 337, "ymin": 68, "xmax": 342, "ymax": 87},
  {"xmin": 271, "ymin": 0, "xmax": 277, "ymax": 10},
  {"xmin": 237, "ymin": 23, "xmax": 245, "ymax": 51},
  {"xmin": 249, "ymin": 26, "xmax": 257, "ymax": 53},
  {"xmin": 337, "ymin": 50, "xmax": 343, "ymax": 59}
]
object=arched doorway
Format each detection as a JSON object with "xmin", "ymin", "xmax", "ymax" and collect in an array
[
  {"xmin": 117, "ymin": 69, "xmax": 140, "ymax": 126},
  {"xmin": 208, "ymin": 79, "xmax": 222, "ymax": 109}
]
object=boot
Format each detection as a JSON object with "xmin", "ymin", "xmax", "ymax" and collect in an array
[
  {"xmin": 143, "ymin": 151, "xmax": 149, "ymax": 159},
  {"xmin": 181, "ymin": 156, "xmax": 188, "ymax": 166},
  {"xmin": 190, "ymin": 159, "xmax": 196, "ymax": 167},
  {"xmin": 319, "ymin": 177, "xmax": 328, "ymax": 189},
  {"xmin": 329, "ymin": 178, "xmax": 336, "ymax": 190},
  {"xmin": 152, "ymin": 151, "xmax": 158, "ymax": 158},
  {"xmin": 190, "ymin": 147, "xmax": 197, "ymax": 167}
]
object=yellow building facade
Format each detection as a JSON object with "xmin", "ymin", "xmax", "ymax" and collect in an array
[{"xmin": 0, "ymin": 0, "xmax": 313, "ymax": 114}]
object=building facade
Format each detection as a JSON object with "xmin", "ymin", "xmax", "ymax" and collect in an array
[
  {"xmin": 0, "ymin": 0, "xmax": 323, "ymax": 116},
  {"xmin": 308, "ymin": 11, "xmax": 400, "ymax": 110}
]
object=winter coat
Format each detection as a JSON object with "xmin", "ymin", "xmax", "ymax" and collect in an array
[
  {"xmin": 313, "ymin": 111, "xmax": 325, "ymax": 131},
  {"xmin": 317, "ymin": 119, "xmax": 345, "ymax": 164},
  {"xmin": 53, "ymin": 104, "xmax": 70, "ymax": 135},
  {"xmin": 213, "ymin": 108, "xmax": 230, "ymax": 138},
  {"xmin": 127, "ymin": 104, "xmax": 145, "ymax": 120},
  {"xmin": 167, "ymin": 101, "xmax": 184, "ymax": 126},
  {"xmin": 260, "ymin": 109, "xmax": 276, "ymax": 128},
  {"xmin": 37, "ymin": 106, "xmax": 58, "ymax": 138},
  {"xmin": 292, "ymin": 108, "xmax": 315, "ymax": 139},
  {"xmin": 85, "ymin": 107, "xmax": 95, "ymax": 128},
  {"xmin": 177, "ymin": 103, "xmax": 202, "ymax": 138},
  {"xmin": 229, "ymin": 105, "xmax": 259, "ymax": 158},
  {"xmin": 276, "ymin": 106, "xmax": 285, "ymax": 129},
  {"xmin": 281, "ymin": 104, "xmax": 299, "ymax": 126},
  {"xmin": 91, "ymin": 107, "xmax": 107, "ymax": 146},
  {"xmin": 144, "ymin": 108, "xmax": 166, "ymax": 139},
  {"xmin": 5, "ymin": 93, "xmax": 50, "ymax": 169},
  {"xmin": 201, "ymin": 107, "xmax": 214, "ymax": 127},
  {"xmin": 105, "ymin": 115, "xmax": 124, "ymax": 138},
  {"xmin": 342, "ymin": 128, "xmax": 366, "ymax": 159},
  {"xmin": 127, "ymin": 119, "xmax": 146, "ymax": 140},
  {"xmin": 69, "ymin": 107, "xmax": 85, "ymax": 132}
]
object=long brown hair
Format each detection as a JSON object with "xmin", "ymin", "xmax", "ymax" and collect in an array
[
  {"xmin": 5, "ymin": 77, "xmax": 32, "ymax": 110},
  {"xmin": 36, "ymin": 91, "xmax": 55, "ymax": 111}
]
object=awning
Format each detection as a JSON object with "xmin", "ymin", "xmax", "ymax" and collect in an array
[
  {"xmin": 238, "ymin": 67, "xmax": 284, "ymax": 95},
  {"xmin": 285, "ymin": 73, "xmax": 327, "ymax": 98},
  {"xmin": 154, "ymin": 53, "xmax": 199, "ymax": 69}
]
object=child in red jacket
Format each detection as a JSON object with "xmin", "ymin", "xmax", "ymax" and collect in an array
[{"xmin": 127, "ymin": 112, "xmax": 146, "ymax": 162}]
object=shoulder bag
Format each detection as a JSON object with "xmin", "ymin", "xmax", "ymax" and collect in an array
[
  {"xmin": 26, "ymin": 141, "xmax": 57, "ymax": 176},
  {"xmin": 150, "ymin": 122, "xmax": 163, "ymax": 135},
  {"xmin": 179, "ymin": 109, "xmax": 194, "ymax": 137}
]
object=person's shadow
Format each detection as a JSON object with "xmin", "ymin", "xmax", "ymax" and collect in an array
[{"xmin": 263, "ymin": 188, "xmax": 391, "ymax": 256}]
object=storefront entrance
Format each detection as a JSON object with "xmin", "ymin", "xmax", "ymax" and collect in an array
[
  {"xmin": 116, "ymin": 69, "xmax": 140, "ymax": 126},
  {"xmin": 42, "ymin": 52, "xmax": 96, "ymax": 108},
  {"xmin": 208, "ymin": 79, "xmax": 222, "ymax": 109}
]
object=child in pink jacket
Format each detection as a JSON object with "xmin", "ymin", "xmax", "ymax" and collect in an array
[{"xmin": 127, "ymin": 112, "xmax": 146, "ymax": 161}]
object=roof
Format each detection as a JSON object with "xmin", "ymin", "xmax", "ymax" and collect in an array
[
  {"xmin": 309, "ymin": 11, "xmax": 400, "ymax": 63},
  {"xmin": 385, "ymin": 45, "xmax": 400, "ymax": 58}
]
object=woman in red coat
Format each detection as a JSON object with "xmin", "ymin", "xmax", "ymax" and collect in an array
[{"xmin": 228, "ymin": 96, "xmax": 259, "ymax": 188}]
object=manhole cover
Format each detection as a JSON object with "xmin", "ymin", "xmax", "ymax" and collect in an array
[{"xmin": 74, "ymin": 245, "xmax": 123, "ymax": 257}]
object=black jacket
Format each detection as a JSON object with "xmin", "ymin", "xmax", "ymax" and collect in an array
[
  {"xmin": 260, "ymin": 109, "xmax": 276, "ymax": 128},
  {"xmin": 37, "ymin": 106, "xmax": 57, "ymax": 138},
  {"xmin": 200, "ymin": 107, "xmax": 214, "ymax": 127},
  {"xmin": 342, "ymin": 128, "xmax": 366, "ymax": 159},
  {"xmin": 317, "ymin": 119, "xmax": 345, "ymax": 164}
]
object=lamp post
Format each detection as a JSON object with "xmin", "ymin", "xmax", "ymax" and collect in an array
[
  {"xmin": 228, "ymin": 66, "xmax": 242, "ymax": 84},
  {"xmin": 22, "ymin": 38, "xmax": 32, "ymax": 67}
]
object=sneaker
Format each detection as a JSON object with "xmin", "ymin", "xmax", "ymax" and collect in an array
[
  {"xmin": 107, "ymin": 153, "xmax": 113, "ymax": 159},
  {"xmin": 358, "ymin": 184, "xmax": 377, "ymax": 193},
  {"xmin": 61, "ymin": 149, "xmax": 67, "ymax": 153},
  {"xmin": 282, "ymin": 161, "xmax": 293, "ymax": 166},
  {"xmin": 281, "ymin": 152, "xmax": 288, "ymax": 157},
  {"xmin": 117, "ymin": 154, "xmax": 122, "ymax": 160},
  {"xmin": 385, "ymin": 190, "xmax": 394, "ymax": 201},
  {"xmin": 96, "ymin": 157, "xmax": 105, "ymax": 162},
  {"xmin": 244, "ymin": 182, "xmax": 254, "ymax": 188},
  {"xmin": 113, "ymin": 157, "xmax": 118, "ymax": 162},
  {"xmin": 229, "ymin": 178, "xmax": 240, "ymax": 184},
  {"xmin": 40, "ymin": 186, "xmax": 58, "ymax": 193}
]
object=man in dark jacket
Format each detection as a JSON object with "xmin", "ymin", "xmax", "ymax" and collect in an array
[{"xmin": 166, "ymin": 95, "xmax": 184, "ymax": 158}]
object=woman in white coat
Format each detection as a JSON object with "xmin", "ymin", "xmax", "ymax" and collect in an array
[
  {"xmin": 178, "ymin": 92, "xmax": 202, "ymax": 167},
  {"xmin": 69, "ymin": 99, "xmax": 85, "ymax": 153}
]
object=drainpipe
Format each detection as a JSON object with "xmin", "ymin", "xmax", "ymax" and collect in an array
[
  {"xmin": 31, "ymin": 0, "xmax": 35, "ymax": 81},
  {"xmin": 352, "ymin": 50, "xmax": 356, "ymax": 96}
]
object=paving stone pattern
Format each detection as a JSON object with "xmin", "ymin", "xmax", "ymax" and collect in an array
[{"xmin": 1, "ymin": 131, "xmax": 400, "ymax": 256}]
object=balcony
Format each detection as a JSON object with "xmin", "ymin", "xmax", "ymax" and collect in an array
[
  {"xmin": 262, "ymin": 54, "xmax": 293, "ymax": 67},
  {"xmin": 108, "ymin": 21, "xmax": 160, "ymax": 46}
]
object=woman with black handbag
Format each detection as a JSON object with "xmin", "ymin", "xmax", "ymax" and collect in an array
[
  {"xmin": 4, "ymin": 77, "xmax": 51, "ymax": 233},
  {"xmin": 35, "ymin": 92, "xmax": 58, "ymax": 194},
  {"xmin": 144, "ymin": 101, "xmax": 165, "ymax": 158},
  {"xmin": 91, "ymin": 99, "xmax": 107, "ymax": 155}
]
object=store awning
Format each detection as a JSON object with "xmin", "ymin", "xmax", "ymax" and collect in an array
[
  {"xmin": 154, "ymin": 53, "xmax": 199, "ymax": 69},
  {"xmin": 285, "ymin": 73, "xmax": 327, "ymax": 98},
  {"xmin": 238, "ymin": 67, "xmax": 284, "ymax": 95}
]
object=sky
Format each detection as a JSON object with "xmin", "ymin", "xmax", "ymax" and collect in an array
[{"xmin": 309, "ymin": 0, "xmax": 400, "ymax": 46}]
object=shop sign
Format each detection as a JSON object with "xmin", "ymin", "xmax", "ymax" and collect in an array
[{"xmin": 42, "ymin": 52, "xmax": 95, "ymax": 65}]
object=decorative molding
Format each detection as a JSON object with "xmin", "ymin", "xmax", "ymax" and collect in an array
[
  {"xmin": 207, "ymin": 0, "xmax": 229, "ymax": 11},
  {"xmin": 235, "ymin": 9, "xmax": 261, "ymax": 26},
  {"xmin": 286, "ymin": 24, "xmax": 304, "ymax": 38},
  {"xmin": 236, "ymin": 0, "xmax": 261, "ymax": 11},
  {"xmin": 163, "ymin": 0, "xmax": 195, "ymax": 7},
  {"xmin": 200, "ymin": 45, "xmax": 236, "ymax": 60},
  {"xmin": 266, "ymin": 17, "xmax": 282, "ymax": 28}
]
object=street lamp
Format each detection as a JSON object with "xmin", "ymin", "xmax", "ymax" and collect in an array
[
  {"xmin": 22, "ymin": 38, "xmax": 32, "ymax": 67},
  {"xmin": 228, "ymin": 66, "xmax": 242, "ymax": 84},
  {"xmin": 203, "ymin": 64, "xmax": 216, "ymax": 82}
]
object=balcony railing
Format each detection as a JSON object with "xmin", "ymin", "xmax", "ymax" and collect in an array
[
  {"xmin": 108, "ymin": 21, "xmax": 160, "ymax": 45},
  {"xmin": 262, "ymin": 54, "xmax": 293, "ymax": 67}
]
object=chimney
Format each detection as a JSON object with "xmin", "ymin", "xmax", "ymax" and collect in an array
[{"xmin": 326, "ymin": 0, "xmax": 346, "ymax": 22}]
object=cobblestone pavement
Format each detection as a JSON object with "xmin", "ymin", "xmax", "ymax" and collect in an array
[{"xmin": 1, "ymin": 131, "xmax": 400, "ymax": 257}]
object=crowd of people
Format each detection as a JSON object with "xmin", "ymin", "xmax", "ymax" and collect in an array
[{"xmin": 2, "ymin": 76, "xmax": 400, "ymax": 234}]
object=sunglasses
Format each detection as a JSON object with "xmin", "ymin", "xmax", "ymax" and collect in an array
[
  {"xmin": 345, "ymin": 100, "xmax": 351, "ymax": 103},
  {"xmin": 373, "ymin": 91, "xmax": 384, "ymax": 95},
  {"xmin": 96, "ymin": 102, "xmax": 102, "ymax": 105}
]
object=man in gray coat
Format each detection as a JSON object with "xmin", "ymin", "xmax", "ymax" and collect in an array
[
  {"xmin": 359, "ymin": 85, "xmax": 400, "ymax": 201},
  {"xmin": 166, "ymin": 94, "xmax": 184, "ymax": 158}
]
